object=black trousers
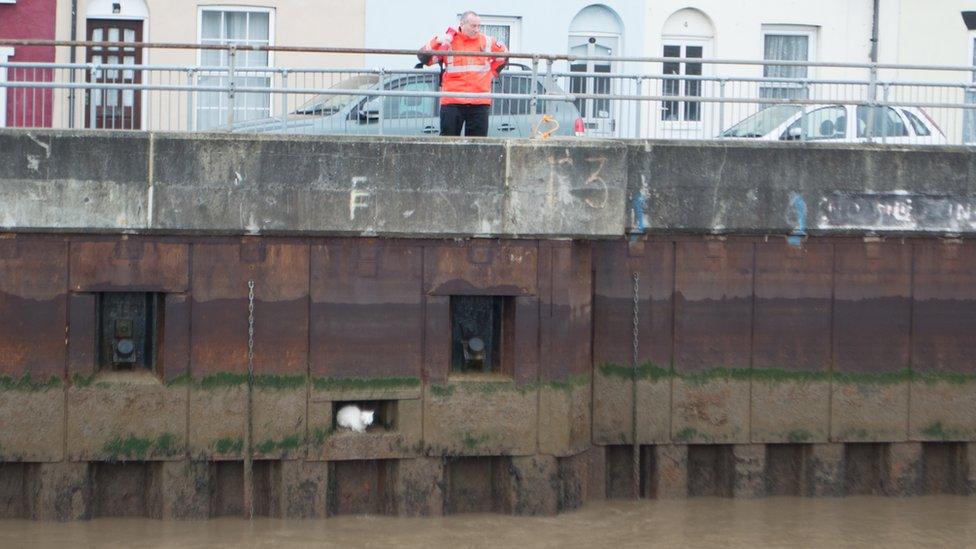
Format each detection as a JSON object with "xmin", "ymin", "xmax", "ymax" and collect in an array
[{"xmin": 440, "ymin": 104, "xmax": 490, "ymax": 137}]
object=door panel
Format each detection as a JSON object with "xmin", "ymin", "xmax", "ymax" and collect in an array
[{"xmin": 86, "ymin": 19, "xmax": 143, "ymax": 129}]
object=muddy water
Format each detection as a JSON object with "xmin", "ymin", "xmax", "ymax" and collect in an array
[{"xmin": 3, "ymin": 497, "xmax": 975, "ymax": 548}]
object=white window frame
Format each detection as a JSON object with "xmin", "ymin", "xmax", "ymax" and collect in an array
[
  {"xmin": 195, "ymin": 5, "xmax": 275, "ymax": 130},
  {"xmin": 660, "ymin": 38, "xmax": 710, "ymax": 127},
  {"xmin": 0, "ymin": 47, "xmax": 13, "ymax": 127},
  {"xmin": 0, "ymin": 1, "xmax": 17, "ymax": 4},
  {"xmin": 462, "ymin": 14, "xmax": 521, "ymax": 51},
  {"xmin": 760, "ymin": 25, "xmax": 818, "ymax": 97}
]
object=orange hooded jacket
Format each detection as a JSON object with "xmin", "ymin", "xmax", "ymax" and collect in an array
[{"xmin": 422, "ymin": 29, "xmax": 508, "ymax": 106}]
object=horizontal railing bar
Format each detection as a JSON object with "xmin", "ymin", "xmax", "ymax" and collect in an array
[
  {"xmin": 6, "ymin": 79, "xmax": 974, "ymax": 109},
  {"xmin": 4, "ymin": 39, "xmax": 976, "ymax": 72}
]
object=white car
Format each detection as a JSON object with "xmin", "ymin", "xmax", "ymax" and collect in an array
[{"xmin": 720, "ymin": 104, "xmax": 947, "ymax": 145}]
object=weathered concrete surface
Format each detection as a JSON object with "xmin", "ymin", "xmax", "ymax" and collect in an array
[
  {"xmin": 7, "ymin": 131, "xmax": 976, "ymax": 237},
  {"xmin": 0, "ymin": 131, "xmax": 628, "ymax": 237},
  {"xmin": 628, "ymin": 140, "xmax": 976, "ymax": 235},
  {"xmin": 0, "ymin": 132, "xmax": 148, "ymax": 230}
]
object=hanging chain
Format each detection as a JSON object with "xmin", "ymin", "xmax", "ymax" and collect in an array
[
  {"xmin": 247, "ymin": 280, "xmax": 255, "ymax": 383},
  {"xmin": 631, "ymin": 271, "xmax": 640, "ymax": 499},
  {"xmin": 632, "ymin": 272, "xmax": 640, "ymax": 370}
]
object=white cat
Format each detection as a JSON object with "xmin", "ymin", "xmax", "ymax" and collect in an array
[{"xmin": 336, "ymin": 405, "xmax": 375, "ymax": 433}]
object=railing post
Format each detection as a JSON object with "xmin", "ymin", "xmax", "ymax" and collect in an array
[
  {"xmin": 226, "ymin": 46, "xmax": 236, "ymax": 129},
  {"xmin": 530, "ymin": 55, "xmax": 540, "ymax": 116},
  {"xmin": 88, "ymin": 63, "xmax": 97, "ymax": 129},
  {"xmin": 544, "ymin": 58, "xmax": 554, "ymax": 95},
  {"xmin": 186, "ymin": 68, "xmax": 196, "ymax": 131},
  {"xmin": 881, "ymin": 82, "xmax": 891, "ymax": 144},
  {"xmin": 377, "ymin": 67, "xmax": 385, "ymax": 136},
  {"xmin": 633, "ymin": 76, "xmax": 642, "ymax": 138},
  {"xmin": 280, "ymin": 68, "xmax": 289, "ymax": 133},
  {"xmin": 866, "ymin": 61, "xmax": 878, "ymax": 143},
  {"xmin": 718, "ymin": 78, "xmax": 726, "ymax": 138},
  {"xmin": 799, "ymin": 80, "xmax": 808, "ymax": 141}
]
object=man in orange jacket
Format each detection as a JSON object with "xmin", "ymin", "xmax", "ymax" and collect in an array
[{"xmin": 419, "ymin": 11, "xmax": 508, "ymax": 136}]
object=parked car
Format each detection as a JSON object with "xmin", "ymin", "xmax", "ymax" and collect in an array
[
  {"xmin": 228, "ymin": 66, "xmax": 585, "ymax": 138},
  {"xmin": 719, "ymin": 103, "xmax": 947, "ymax": 144}
]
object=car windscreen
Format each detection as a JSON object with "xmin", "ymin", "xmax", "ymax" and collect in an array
[
  {"xmin": 293, "ymin": 75, "xmax": 380, "ymax": 115},
  {"xmin": 721, "ymin": 105, "xmax": 802, "ymax": 137}
]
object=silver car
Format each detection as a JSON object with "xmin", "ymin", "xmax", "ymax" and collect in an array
[
  {"xmin": 720, "ymin": 104, "xmax": 947, "ymax": 145},
  {"xmin": 229, "ymin": 68, "xmax": 585, "ymax": 138}
]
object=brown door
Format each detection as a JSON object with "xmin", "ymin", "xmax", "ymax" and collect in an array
[{"xmin": 85, "ymin": 19, "xmax": 143, "ymax": 129}]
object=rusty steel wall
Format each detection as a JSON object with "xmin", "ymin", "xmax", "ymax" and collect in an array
[
  {"xmin": 2, "ymin": 233, "xmax": 976, "ymax": 461},
  {"xmin": 591, "ymin": 235, "xmax": 976, "ymax": 446}
]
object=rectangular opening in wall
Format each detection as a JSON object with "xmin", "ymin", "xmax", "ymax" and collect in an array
[
  {"xmin": 93, "ymin": 462, "xmax": 152, "ymax": 518},
  {"xmin": 210, "ymin": 461, "xmax": 243, "ymax": 517},
  {"xmin": 328, "ymin": 460, "xmax": 395, "ymax": 516},
  {"xmin": 332, "ymin": 400, "xmax": 399, "ymax": 433},
  {"xmin": 444, "ymin": 456, "xmax": 511, "ymax": 514},
  {"xmin": 688, "ymin": 445, "xmax": 733, "ymax": 497},
  {"xmin": 450, "ymin": 295, "xmax": 514, "ymax": 376},
  {"xmin": 96, "ymin": 292, "xmax": 164, "ymax": 375},
  {"xmin": 922, "ymin": 442, "xmax": 966, "ymax": 495},
  {"xmin": 765, "ymin": 444, "xmax": 807, "ymax": 496},
  {"xmin": 844, "ymin": 443, "xmax": 885, "ymax": 496},
  {"xmin": 605, "ymin": 445, "xmax": 643, "ymax": 499}
]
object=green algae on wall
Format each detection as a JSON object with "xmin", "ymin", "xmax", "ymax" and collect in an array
[
  {"xmin": 312, "ymin": 376, "xmax": 421, "ymax": 391},
  {"xmin": 0, "ymin": 373, "xmax": 62, "ymax": 392},
  {"xmin": 213, "ymin": 437, "xmax": 244, "ymax": 454},
  {"xmin": 103, "ymin": 433, "xmax": 181, "ymax": 461},
  {"xmin": 255, "ymin": 434, "xmax": 302, "ymax": 454},
  {"xmin": 921, "ymin": 422, "xmax": 965, "ymax": 440}
]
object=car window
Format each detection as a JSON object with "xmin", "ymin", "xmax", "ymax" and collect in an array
[
  {"xmin": 492, "ymin": 75, "xmax": 544, "ymax": 116},
  {"xmin": 781, "ymin": 106, "xmax": 847, "ymax": 140},
  {"xmin": 721, "ymin": 105, "xmax": 801, "ymax": 138},
  {"xmin": 382, "ymin": 76, "xmax": 437, "ymax": 119},
  {"xmin": 901, "ymin": 109, "xmax": 931, "ymax": 136},
  {"xmin": 856, "ymin": 106, "xmax": 908, "ymax": 137}
]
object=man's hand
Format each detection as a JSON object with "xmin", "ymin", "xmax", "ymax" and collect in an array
[{"xmin": 436, "ymin": 32, "xmax": 452, "ymax": 46}]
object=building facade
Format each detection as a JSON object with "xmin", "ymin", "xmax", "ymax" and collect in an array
[
  {"xmin": 0, "ymin": 0, "xmax": 59, "ymax": 128},
  {"xmin": 51, "ymin": 0, "xmax": 367, "ymax": 130}
]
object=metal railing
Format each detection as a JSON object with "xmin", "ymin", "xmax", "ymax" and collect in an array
[{"xmin": 2, "ymin": 39, "xmax": 976, "ymax": 144}]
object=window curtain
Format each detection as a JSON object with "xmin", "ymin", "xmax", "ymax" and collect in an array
[{"xmin": 761, "ymin": 34, "xmax": 809, "ymax": 100}]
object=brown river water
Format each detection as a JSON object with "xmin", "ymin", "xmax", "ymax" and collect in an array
[{"xmin": 2, "ymin": 497, "xmax": 975, "ymax": 548}]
